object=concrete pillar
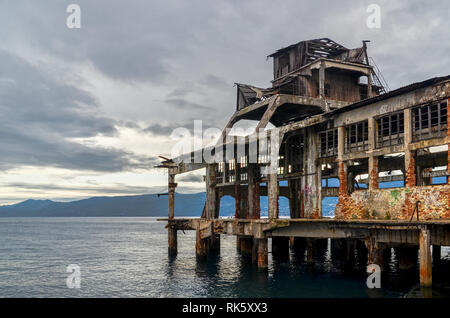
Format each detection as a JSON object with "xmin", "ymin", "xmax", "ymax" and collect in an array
[
  {"xmin": 433, "ymin": 245, "xmax": 441, "ymax": 265},
  {"xmin": 337, "ymin": 126, "xmax": 345, "ymax": 160},
  {"xmin": 234, "ymin": 184, "xmax": 241, "ymax": 218},
  {"xmin": 303, "ymin": 128, "xmax": 320, "ymax": 218},
  {"xmin": 316, "ymin": 162, "xmax": 322, "ymax": 218},
  {"xmin": 196, "ymin": 229, "xmax": 208, "ymax": 259},
  {"xmin": 419, "ymin": 226, "xmax": 432, "ymax": 287},
  {"xmin": 369, "ymin": 156, "xmax": 379, "ymax": 190},
  {"xmin": 306, "ymin": 238, "xmax": 314, "ymax": 263},
  {"xmin": 355, "ymin": 239, "xmax": 368, "ymax": 264},
  {"xmin": 272, "ymin": 237, "xmax": 290, "ymax": 262},
  {"xmin": 248, "ymin": 164, "xmax": 260, "ymax": 219},
  {"xmin": 290, "ymin": 237, "xmax": 306, "ymax": 251},
  {"xmin": 209, "ymin": 234, "xmax": 220, "ymax": 252},
  {"xmin": 268, "ymin": 173, "xmax": 278, "ymax": 219},
  {"xmin": 168, "ymin": 226, "xmax": 177, "ymax": 255},
  {"xmin": 367, "ymin": 74, "xmax": 373, "ymax": 98},
  {"xmin": 404, "ymin": 108, "xmax": 416, "ymax": 188},
  {"xmin": 396, "ymin": 246, "xmax": 418, "ymax": 271},
  {"xmin": 168, "ymin": 171, "xmax": 177, "ymax": 254},
  {"xmin": 288, "ymin": 179, "xmax": 300, "ymax": 219},
  {"xmin": 365, "ymin": 239, "xmax": 386, "ymax": 271},
  {"xmin": 168, "ymin": 171, "xmax": 176, "ymax": 219},
  {"xmin": 205, "ymin": 164, "xmax": 218, "ymax": 219},
  {"xmin": 405, "ymin": 150, "xmax": 416, "ymax": 188},
  {"xmin": 338, "ymin": 161, "xmax": 348, "ymax": 197},
  {"xmin": 254, "ymin": 238, "xmax": 268, "ymax": 269},
  {"xmin": 337, "ymin": 125, "xmax": 348, "ymax": 198},
  {"xmin": 319, "ymin": 61, "xmax": 326, "ymax": 98},
  {"xmin": 447, "ymin": 98, "xmax": 450, "ymax": 185},
  {"xmin": 347, "ymin": 170, "xmax": 355, "ymax": 194},
  {"xmin": 240, "ymin": 237, "xmax": 253, "ymax": 256},
  {"xmin": 236, "ymin": 236, "xmax": 241, "ymax": 252},
  {"xmin": 368, "ymin": 117, "xmax": 378, "ymax": 190},
  {"xmin": 331, "ymin": 238, "xmax": 347, "ymax": 259}
]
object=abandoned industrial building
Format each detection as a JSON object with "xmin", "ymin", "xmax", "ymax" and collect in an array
[{"xmin": 158, "ymin": 38, "xmax": 450, "ymax": 288}]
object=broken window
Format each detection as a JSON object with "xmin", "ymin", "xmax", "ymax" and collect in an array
[
  {"xmin": 284, "ymin": 133, "xmax": 304, "ymax": 174},
  {"xmin": 345, "ymin": 120, "xmax": 369, "ymax": 153},
  {"xmin": 376, "ymin": 111, "xmax": 404, "ymax": 148},
  {"xmin": 319, "ymin": 128, "xmax": 338, "ymax": 157},
  {"xmin": 359, "ymin": 85, "xmax": 368, "ymax": 100},
  {"xmin": 215, "ymin": 162, "xmax": 225, "ymax": 184},
  {"xmin": 277, "ymin": 54, "xmax": 290, "ymax": 78},
  {"xmin": 412, "ymin": 101, "xmax": 447, "ymax": 141}
]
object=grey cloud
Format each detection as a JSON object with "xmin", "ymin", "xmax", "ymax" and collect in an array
[
  {"xmin": 142, "ymin": 120, "xmax": 222, "ymax": 137},
  {"xmin": 201, "ymin": 75, "xmax": 231, "ymax": 90},
  {"xmin": 142, "ymin": 123, "xmax": 180, "ymax": 136},
  {"xmin": 0, "ymin": 50, "xmax": 155, "ymax": 172},
  {"xmin": 177, "ymin": 174, "xmax": 204, "ymax": 183},
  {"xmin": 165, "ymin": 98, "xmax": 211, "ymax": 111}
]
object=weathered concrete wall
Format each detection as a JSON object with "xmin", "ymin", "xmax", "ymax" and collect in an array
[{"xmin": 335, "ymin": 185, "xmax": 450, "ymax": 220}]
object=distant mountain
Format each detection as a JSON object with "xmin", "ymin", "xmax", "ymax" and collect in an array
[
  {"xmin": 0, "ymin": 193, "xmax": 338, "ymax": 217},
  {"xmin": 0, "ymin": 193, "xmax": 207, "ymax": 217}
]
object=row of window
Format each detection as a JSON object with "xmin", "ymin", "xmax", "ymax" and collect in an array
[
  {"xmin": 319, "ymin": 101, "xmax": 448, "ymax": 157},
  {"xmin": 214, "ymin": 102, "xmax": 448, "ymax": 182}
]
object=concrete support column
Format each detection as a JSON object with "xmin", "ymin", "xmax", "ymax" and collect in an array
[
  {"xmin": 319, "ymin": 61, "xmax": 326, "ymax": 99},
  {"xmin": 396, "ymin": 246, "xmax": 418, "ymax": 271},
  {"xmin": 205, "ymin": 164, "xmax": 218, "ymax": 219},
  {"xmin": 196, "ymin": 229, "xmax": 208, "ymax": 259},
  {"xmin": 405, "ymin": 150, "xmax": 416, "ymax": 187},
  {"xmin": 248, "ymin": 164, "xmax": 260, "ymax": 219},
  {"xmin": 355, "ymin": 239, "xmax": 368, "ymax": 264},
  {"xmin": 254, "ymin": 238, "xmax": 268, "ymax": 269},
  {"xmin": 288, "ymin": 179, "xmax": 300, "ymax": 219},
  {"xmin": 331, "ymin": 238, "xmax": 347, "ymax": 258},
  {"xmin": 168, "ymin": 226, "xmax": 177, "ymax": 256},
  {"xmin": 337, "ymin": 126, "xmax": 347, "ymax": 197},
  {"xmin": 316, "ymin": 162, "xmax": 322, "ymax": 218},
  {"xmin": 447, "ymin": 98, "xmax": 450, "ymax": 185},
  {"xmin": 234, "ymin": 184, "xmax": 241, "ymax": 219},
  {"xmin": 419, "ymin": 226, "xmax": 432, "ymax": 287},
  {"xmin": 368, "ymin": 117, "xmax": 378, "ymax": 190},
  {"xmin": 365, "ymin": 239, "xmax": 386, "ymax": 271},
  {"xmin": 367, "ymin": 73, "xmax": 373, "ymax": 98},
  {"xmin": 240, "ymin": 237, "xmax": 253, "ymax": 257},
  {"xmin": 268, "ymin": 173, "xmax": 278, "ymax": 219},
  {"xmin": 303, "ymin": 128, "xmax": 321, "ymax": 218},
  {"xmin": 338, "ymin": 161, "xmax": 348, "ymax": 196},
  {"xmin": 369, "ymin": 156, "xmax": 379, "ymax": 190},
  {"xmin": 210, "ymin": 234, "xmax": 220, "ymax": 252},
  {"xmin": 290, "ymin": 237, "xmax": 306, "ymax": 251},
  {"xmin": 404, "ymin": 108, "xmax": 416, "ymax": 188},
  {"xmin": 168, "ymin": 171, "xmax": 177, "ymax": 254},
  {"xmin": 168, "ymin": 172, "xmax": 177, "ymax": 219},
  {"xmin": 306, "ymin": 238, "xmax": 314, "ymax": 263},
  {"xmin": 272, "ymin": 237, "xmax": 290, "ymax": 262}
]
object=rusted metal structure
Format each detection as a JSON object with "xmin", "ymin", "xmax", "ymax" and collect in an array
[{"xmin": 158, "ymin": 38, "xmax": 450, "ymax": 288}]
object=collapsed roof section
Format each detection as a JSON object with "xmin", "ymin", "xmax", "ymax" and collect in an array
[{"xmin": 268, "ymin": 38, "xmax": 366, "ymax": 71}]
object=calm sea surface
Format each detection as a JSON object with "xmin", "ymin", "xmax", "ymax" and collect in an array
[{"xmin": 1, "ymin": 217, "xmax": 450, "ymax": 298}]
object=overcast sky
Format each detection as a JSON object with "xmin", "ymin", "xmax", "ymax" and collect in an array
[{"xmin": 0, "ymin": 0, "xmax": 448, "ymax": 204}]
